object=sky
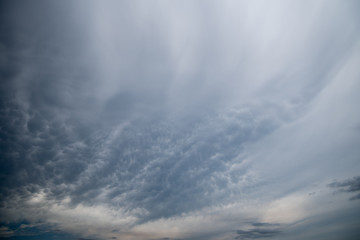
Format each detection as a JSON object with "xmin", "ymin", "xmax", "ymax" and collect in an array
[{"xmin": 1, "ymin": 0, "xmax": 360, "ymax": 239}]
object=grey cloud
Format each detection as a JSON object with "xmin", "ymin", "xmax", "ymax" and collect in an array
[
  {"xmin": 152, "ymin": 238, "xmax": 183, "ymax": 240},
  {"xmin": 69, "ymin": 103, "xmax": 280, "ymax": 220},
  {"xmin": 0, "ymin": 226, "xmax": 14, "ymax": 238},
  {"xmin": 251, "ymin": 223, "xmax": 280, "ymax": 227},
  {"xmin": 328, "ymin": 176, "xmax": 360, "ymax": 200},
  {"xmin": 235, "ymin": 229, "xmax": 281, "ymax": 239},
  {"xmin": 328, "ymin": 176, "xmax": 360, "ymax": 192},
  {"xmin": 234, "ymin": 222, "xmax": 282, "ymax": 240},
  {"xmin": 0, "ymin": 89, "xmax": 283, "ymax": 223},
  {"xmin": 1, "ymin": 0, "xmax": 360, "ymax": 239},
  {"xmin": 349, "ymin": 193, "xmax": 360, "ymax": 201}
]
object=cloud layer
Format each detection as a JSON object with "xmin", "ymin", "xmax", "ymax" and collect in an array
[{"xmin": 1, "ymin": 0, "xmax": 360, "ymax": 239}]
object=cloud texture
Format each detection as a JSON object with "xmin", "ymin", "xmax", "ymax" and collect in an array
[{"xmin": 1, "ymin": 1, "xmax": 360, "ymax": 239}]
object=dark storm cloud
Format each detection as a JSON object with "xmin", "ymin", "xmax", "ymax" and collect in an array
[
  {"xmin": 327, "ymin": 176, "xmax": 360, "ymax": 192},
  {"xmin": 328, "ymin": 176, "xmax": 360, "ymax": 200},
  {"xmin": 0, "ymin": 2, "xmax": 106, "ymax": 233},
  {"xmin": 0, "ymin": 222, "xmax": 77, "ymax": 240},
  {"xmin": 349, "ymin": 194, "xmax": 360, "ymax": 201},
  {"xmin": 233, "ymin": 222, "xmax": 282, "ymax": 239},
  {"xmin": 235, "ymin": 229, "xmax": 281, "ymax": 239}
]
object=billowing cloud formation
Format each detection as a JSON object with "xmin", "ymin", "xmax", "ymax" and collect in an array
[{"xmin": 1, "ymin": 0, "xmax": 360, "ymax": 239}]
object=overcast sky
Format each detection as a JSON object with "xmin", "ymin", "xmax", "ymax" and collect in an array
[{"xmin": 1, "ymin": 1, "xmax": 360, "ymax": 240}]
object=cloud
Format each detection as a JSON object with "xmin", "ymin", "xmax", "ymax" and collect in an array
[
  {"xmin": 328, "ymin": 176, "xmax": 360, "ymax": 200},
  {"xmin": 0, "ymin": 226, "xmax": 14, "ymax": 238},
  {"xmin": 1, "ymin": 0, "xmax": 360, "ymax": 239},
  {"xmin": 349, "ymin": 193, "xmax": 360, "ymax": 201},
  {"xmin": 328, "ymin": 176, "xmax": 360, "ymax": 192},
  {"xmin": 235, "ymin": 229, "xmax": 281, "ymax": 239},
  {"xmin": 251, "ymin": 223, "xmax": 280, "ymax": 227},
  {"xmin": 0, "ymin": 102, "xmax": 281, "ymax": 223},
  {"xmin": 234, "ymin": 222, "xmax": 282, "ymax": 239}
]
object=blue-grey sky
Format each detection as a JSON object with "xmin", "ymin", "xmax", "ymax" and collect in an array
[{"xmin": 1, "ymin": 1, "xmax": 360, "ymax": 239}]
